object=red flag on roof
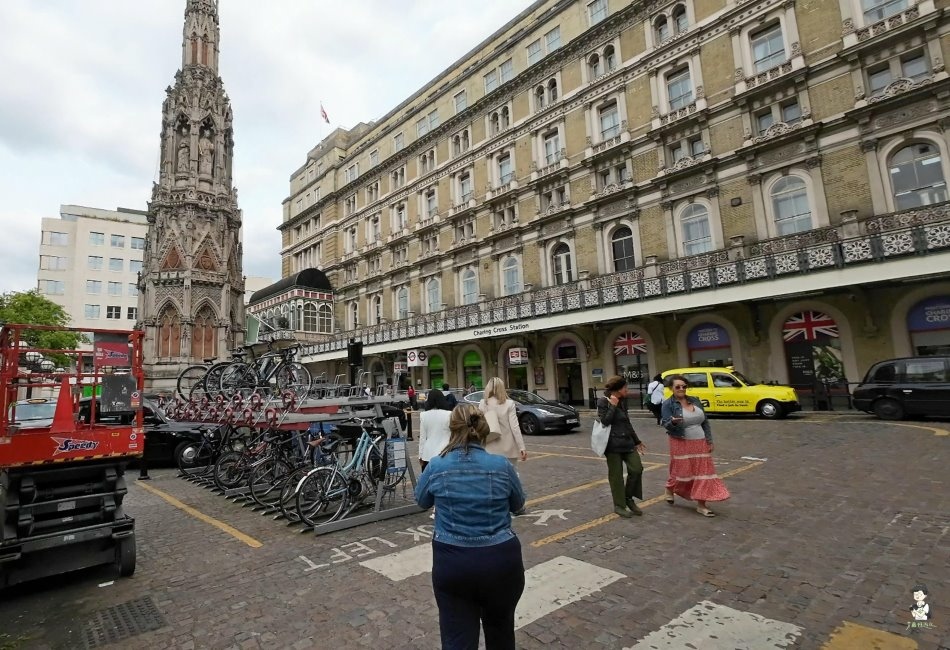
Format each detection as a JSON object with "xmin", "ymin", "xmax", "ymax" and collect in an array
[{"xmin": 320, "ymin": 103, "xmax": 330, "ymax": 124}]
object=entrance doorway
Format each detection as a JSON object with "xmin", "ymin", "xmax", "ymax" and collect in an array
[
  {"xmin": 506, "ymin": 366, "xmax": 528, "ymax": 391},
  {"xmin": 556, "ymin": 363, "xmax": 583, "ymax": 404},
  {"xmin": 687, "ymin": 323, "xmax": 733, "ymax": 366},
  {"xmin": 908, "ymin": 296, "xmax": 950, "ymax": 355}
]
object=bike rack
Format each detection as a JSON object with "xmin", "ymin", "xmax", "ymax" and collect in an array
[{"xmin": 170, "ymin": 395, "xmax": 423, "ymax": 537}]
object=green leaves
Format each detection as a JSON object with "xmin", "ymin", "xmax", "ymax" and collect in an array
[{"xmin": 0, "ymin": 290, "xmax": 85, "ymax": 363}]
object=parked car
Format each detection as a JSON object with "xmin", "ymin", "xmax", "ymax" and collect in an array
[
  {"xmin": 852, "ymin": 356, "xmax": 950, "ymax": 420},
  {"xmin": 660, "ymin": 367, "xmax": 800, "ymax": 420},
  {"xmin": 463, "ymin": 389, "xmax": 580, "ymax": 435},
  {"xmin": 9, "ymin": 398, "xmax": 58, "ymax": 430},
  {"xmin": 78, "ymin": 397, "xmax": 221, "ymax": 465}
]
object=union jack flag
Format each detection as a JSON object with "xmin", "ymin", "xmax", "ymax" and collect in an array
[
  {"xmin": 782, "ymin": 311, "xmax": 839, "ymax": 341},
  {"xmin": 614, "ymin": 331, "xmax": 647, "ymax": 356}
]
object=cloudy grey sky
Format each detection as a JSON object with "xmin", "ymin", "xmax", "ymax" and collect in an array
[{"xmin": 0, "ymin": 0, "xmax": 535, "ymax": 294}]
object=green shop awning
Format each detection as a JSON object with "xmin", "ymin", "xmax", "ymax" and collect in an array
[
  {"xmin": 428, "ymin": 354, "xmax": 444, "ymax": 370},
  {"xmin": 463, "ymin": 351, "xmax": 481, "ymax": 367}
]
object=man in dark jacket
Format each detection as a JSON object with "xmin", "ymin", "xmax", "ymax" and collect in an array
[{"xmin": 441, "ymin": 383, "xmax": 458, "ymax": 408}]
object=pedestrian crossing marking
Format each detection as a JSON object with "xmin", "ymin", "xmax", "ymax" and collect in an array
[
  {"xmin": 359, "ymin": 542, "xmax": 432, "ymax": 581},
  {"xmin": 624, "ymin": 600, "xmax": 803, "ymax": 649},
  {"xmin": 360, "ymin": 547, "xmax": 624, "ymax": 631},
  {"xmin": 820, "ymin": 621, "xmax": 918, "ymax": 649},
  {"xmin": 515, "ymin": 556, "xmax": 624, "ymax": 630}
]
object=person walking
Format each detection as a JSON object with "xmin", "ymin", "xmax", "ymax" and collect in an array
[
  {"xmin": 597, "ymin": 376, "xmax": 646, "ymax": 518},
  {"xmin": 478, "ymin": 377, "xmax": 528, "ymax": 465},
  {"xmin": 660, "ymin": 374, "xmax": 730, "ymax": 517},
  {"xmin": 441, "ymin": 383, "xmax": 459, "ymax": 408},
  {"xmin": 646, "ymin": 374, "xmax": 665, "ymax": 425},
  {"xmin": 415, "ymin": 403, "xmax": 527, "ymax": 650},
  {"xmin": 418, "ymin": 390, "xmax": 452, "ymax": 473},
  {"xmin": 407, "ymin": 384, "xmax": 418, "ymax": 411}
]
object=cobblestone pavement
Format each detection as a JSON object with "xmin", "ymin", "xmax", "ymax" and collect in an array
[{"xmin": 0, "ymin": 412, "xmax": 947, "ymax": 649}]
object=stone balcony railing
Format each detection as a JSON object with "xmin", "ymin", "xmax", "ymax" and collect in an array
[
  {"xmin": 301, "ymin": 202, "xmax": 950, "ymax": 358},
  {"xmin": 843, "ymin": 1, "xmax": 929, "ymax": 47}
]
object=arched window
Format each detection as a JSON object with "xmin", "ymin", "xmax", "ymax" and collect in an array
[
  {"xmin": 372, "ymin": 295, "xmax": 382, "ymax": 324},
  {"xmin": 501, "ymin": 107, "xmax": 510, "ymax": 129},
  {"xmin": 771, "ymin": 176, "xmax": 812, "ymax": 235},
  {"xmin": 191, "ymin": 306, "xmax": 217, "ymax": 360},
  {"xmin": 548, "ymin": 78, "xmax": 559, "ymax": 102},
  {"xmin": 303, "ymin": 303, "xmax": 318, "ymax": 332},
  {"xmin": 588, "ymin": 53, "xmax": 601, "ymax": 78},
  {"xmin": 396, "ymin": 287, "xmax": 409, "ymax": 320},
  {"xmin": 889, "ymin": 143, "xmax": 947, "ymax": 209},
  {"xmin": 502, "ymin": 257, "xmax": 522, "ymax": 295},
  {"xmin": 673, "ymin": 4, "xmax": 688, "ymax": 33},
  {"xmin": 318, "ymin": 304, "xmax": 333, "ymax": 333},
  {"xmin": 655, "ymin": 15, "xmax": 670, "ymax": 43},
  {"xmin": 604, "ymin": 45, "xmax": 616, "ymax": 73},
  {"xmin": 490, "ymin": 112, "xmax": 500, "ymax": 135},
  {"xmin": 461, "ymin": 269, "xmax": 478, "ymax": 305},
  {"xmin": 611, "ymin": 227, "xmax": 636, "ymax": 272},
  {"xmin": 157, "ymin": 304, "xmax": 181, "ymax": 358},
  {"xmin": 426, "ymin": 278, "xmax": 442, "ymax": 313},
  {"xmin": 348, "ymin": 302, "xmax": 359, "ymax": 329},
  {"xmin": 680, "ymin": 203, "xmax": 712, "ymax": 255},
  {"xmin": 552, "ymin": 243, "xmax": 574, "ymax": 285},
  {"xmin": 453, "ymin": 135, "xmax": 461, "ymax": 157},
  {"xmin": 535, "ymin": 85, "xmax": 545, "ymax": 109}
]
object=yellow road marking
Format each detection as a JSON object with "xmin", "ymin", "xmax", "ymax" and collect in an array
[
  {"xmin": 803, "ymin": 419, "xmax": 949, "ymax": 436},
  {"xmin": 136, "ymin": 480, "xmax": 263, "ymax": 549},
  {"xmin": 525, "ymin": 463, "xmax": 665, "ymax": 507},
  {"xmin": 531, "ymin": 461, "xmax": 763, "ymax": 547},
  {"xmin": 820, "ymin": 621, "xmax": 918, "ymax": 649}
]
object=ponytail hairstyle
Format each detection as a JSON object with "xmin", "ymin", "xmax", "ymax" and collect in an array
[
  {"xmin": 484, "ymin": 376, "xmax": 508, "ymax": 403},
  {"xmin": 603, "ymin": 375, "xmax": 627, "ymax": 397},
  {"xmin": 440, "ymin": 403, "xmax": 490, "ymax": 456}
]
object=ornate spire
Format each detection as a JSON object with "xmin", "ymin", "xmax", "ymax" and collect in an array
[{"xmin": 182, "ymin": 0, "xmax": 220, "ymax": 72}]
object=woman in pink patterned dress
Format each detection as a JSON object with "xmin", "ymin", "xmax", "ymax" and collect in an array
[{"xmin": 659, "ymin": 374, "xmax": 730, "ymax": 517}]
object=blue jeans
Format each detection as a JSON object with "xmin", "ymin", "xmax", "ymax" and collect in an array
[{"xmin": 432, "ymin": 537, "xmax": 525, "ymax": 649}]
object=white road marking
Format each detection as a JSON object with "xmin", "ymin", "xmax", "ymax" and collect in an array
[
  {"xmin": 359, "ymin": 543, "xmax": 432, "ymax": 581},
  {"xmin": 516, "ymin": 556, "xmax": 625, "ymax": 630},
  {"xmin": 624, "ymin": 600, "xmax": 803, "ymax": 649},
  {"xmin": 361, "ymin": 548, "xmax": 626, "ymax": 632}
]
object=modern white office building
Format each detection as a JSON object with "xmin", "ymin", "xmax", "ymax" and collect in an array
[{"xmin": 37, "ymin": 204, "xmax": 148, "ymax": 337}]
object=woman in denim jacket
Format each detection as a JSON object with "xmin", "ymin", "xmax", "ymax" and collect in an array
[
  {"xmin": 660, "ymin": 374, "xmax": 730, "ymax": 517},
  {"xmin": 415, "ymin": 403, "xmax": 527, "ymax": 650}
]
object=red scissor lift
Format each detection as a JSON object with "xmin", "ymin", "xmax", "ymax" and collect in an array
[{"xmin": 0, "ymin": 323, "xmax": 143, "ymax": 588}]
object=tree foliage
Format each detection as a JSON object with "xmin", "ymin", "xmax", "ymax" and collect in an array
[{"xmin": 0, "ymin": 290, "xmax": 84, "ymax": 362}]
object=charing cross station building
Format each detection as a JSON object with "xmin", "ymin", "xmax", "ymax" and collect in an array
[{"xmin": 247, "ymin": 0, "xmax": 950, "ymax": 405}]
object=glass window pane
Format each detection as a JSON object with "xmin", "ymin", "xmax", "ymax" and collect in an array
[
  {"xmin": 869, "ymin": 67, "xmax": 892, "ymax": 95},
  {"xmin": 782, "ymin": 100, "xmax": 802, "ymax": 124},
  {"xmin": 752, "ymin": 25, "xmax": 785, "ymax": 72},
  {"xmin": 902, "ymin": 53, "xmax": 928, "ymax": 80}
]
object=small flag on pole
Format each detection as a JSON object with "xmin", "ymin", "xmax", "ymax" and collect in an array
[{"xmin": 320, "ymin": 103, "xmax": 330, "ymax": 124}]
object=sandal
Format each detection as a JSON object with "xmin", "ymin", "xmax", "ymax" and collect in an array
[
  {"xmin": 696, "ymin": 507, "xmax": 716, "ymax": 518},
  {"xmin": 664, "ymin": 491, "xmax": 675, "ymax": 505}
]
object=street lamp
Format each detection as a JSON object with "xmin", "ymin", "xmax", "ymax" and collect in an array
[{"xmin": 39, "ymin": 359, "xmax": 55, "ymax": 372}]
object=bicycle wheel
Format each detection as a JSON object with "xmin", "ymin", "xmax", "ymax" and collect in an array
[
  {"xmin": 248, "ymin": 458, "xmax": 293, "ymax": 507},
  {"xmin": 278, "ymin": 465, "xmax": 313, "ymax": 523},
  {"xmin": 218, "ymin": 362, "xmax": 257, "ymax": 398},
  {"xmin": 213, "ymin": 450, "xmax": 248, "ymax": 489},
  {"xmin": 274, "ymin": 362, "xmax": 312, "ymax": 403},
  {"xmin": 296, "ymin": 467, "xmax": 348, "ymax": 527},
  {"xmin": 365, "ymin": 437, "xmax": 406, "ymax": 492},
  {"xmin": 176, "ymin": 365, "xmax": 209, "ymax": 400}
]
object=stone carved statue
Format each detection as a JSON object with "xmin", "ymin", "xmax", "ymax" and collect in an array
[
  {"xmin": 198, "ymin": 128, "xmax": 214, "ymax": 176},
  {"xmin": 177, "ymin": 140, "xmax": 190, "ymax": 173}
]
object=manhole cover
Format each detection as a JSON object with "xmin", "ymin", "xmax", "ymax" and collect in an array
[{"xmin": 82, "ymin": 596, "xmax": 166, "ymax": 649}]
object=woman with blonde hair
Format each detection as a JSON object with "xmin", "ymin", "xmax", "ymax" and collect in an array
[
  {"xmin": 478, "ymin": 377, "xmax": 528, "ymax": 464},
  {"xmin": 415, "ymin": 403, "xmax": 527, "ymax": 650}
]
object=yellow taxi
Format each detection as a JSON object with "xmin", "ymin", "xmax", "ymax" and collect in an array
[{"xmin": 660, "ymin": 367, "xmax": 800, "ymax": 419}]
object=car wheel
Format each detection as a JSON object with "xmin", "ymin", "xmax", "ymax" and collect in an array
[
  {"xmin": 115, "ymin": 533, "xmax": 136, "ymax": 578},
  {"xmin": 519, "ymin": 414, "xmax": 540, "ymax": 435},
  {"xmin": 873, "ymin": 397, "xmax": 905, "ymax": 421},
  {"xmin": 757, "ymin": 399, "xmax": 784, "ymax": 420}
]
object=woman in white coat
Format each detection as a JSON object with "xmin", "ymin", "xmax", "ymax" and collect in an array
[
  {"xmin": 478, "ymin": 377, "xmax": 528, "ymax": 464},
  {"xmin": 418, "ymin": 389, "xmax": 453, "ymax": 472}
]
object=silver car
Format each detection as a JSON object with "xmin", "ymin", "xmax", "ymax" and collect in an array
[{"xmin": 463, "ymin": 390, "xmax": 580, "ymax": 435}]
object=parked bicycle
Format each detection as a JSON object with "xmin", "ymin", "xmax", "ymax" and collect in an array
[{"xmin": 215, "ymin": 342, "xmax": 311, "ymax": 402}]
